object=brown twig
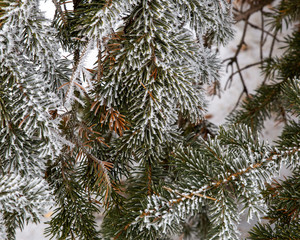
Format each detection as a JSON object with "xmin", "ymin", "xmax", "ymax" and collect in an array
[
  {"xmin": 97, "ymin": 39, "xmax": 103, "ymax": 82},
  {"xmin": 247, "ymin": 21, "xmax": 281, "ymax": 42},
  {"xmin": 263, "ymin": 29, "xmax": 279, "ymax": 84},
  {"xmin": 221, "ymin": 0, "xmax": 281, "ymax": 107},
  {"xmin": 52, "ymin": 0, "xmax": 68, "ymax": 26},
  {"xmin": 225, "ymin": 61, "xmax": 262, "ymax": 89},
  {"xmin": 234, "ymin": 0, "xmax": 274, "ymax": 22},
  {"xmin": 223, "ymin": 16, "xmax": 250, "ymax": 103},
  {"xmin": 260, "ymin": 9, "xmax": 264, "ymax": 59}
]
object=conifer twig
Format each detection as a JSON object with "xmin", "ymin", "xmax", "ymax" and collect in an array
[
  {"xmin": 141, "ymin": 147, "xmax": 300, "ymax": 219},
  {"xmin": 52, "ymin": 0, "xmax": 68, "ymax": 26}
]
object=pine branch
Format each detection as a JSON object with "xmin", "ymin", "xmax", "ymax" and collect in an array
[{"xmin": 134, "ymin": 125, "xmax": 299, "ymax": 239}]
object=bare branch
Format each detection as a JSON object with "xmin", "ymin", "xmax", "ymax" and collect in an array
[{"xmin": 234, "ymin": 0, "xmax": 275, "ymax": 22}]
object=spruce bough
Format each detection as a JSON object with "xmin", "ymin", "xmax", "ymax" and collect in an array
[{"xmin": 0, "ymin": 0, "xmax": 299, "ymax": 239}]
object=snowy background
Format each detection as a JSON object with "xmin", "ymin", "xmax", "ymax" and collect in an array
[{"xmin": 16, "ymin": 1, "xmax": 290, "ymax": 239}]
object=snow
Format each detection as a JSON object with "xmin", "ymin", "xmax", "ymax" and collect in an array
[
  {"xmin": 16, "ymin": 217, "xmax": 49, "ymax": 240},
  {"xmin": 39, "ymin": 0, "xmax": 57, "ymax": 20},
  {"xmin": 15, "ymin": 1, "xmax": 292, "ymax": 239}
]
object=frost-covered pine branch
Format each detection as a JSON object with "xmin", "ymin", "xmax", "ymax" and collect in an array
[
  {"xmin": 124, "ymin": 125, "xmax": 299, "ymax": 239},
  {"xmin": 0, "ymin": 1, "xmax": 70, "ymax": 238},
  {"xmin": 1, "ymin": 0, "xmax": 299, "ymax": 239}
]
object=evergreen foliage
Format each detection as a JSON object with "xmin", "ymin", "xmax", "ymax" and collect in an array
[
  {"xmin": 0, "ymin": 0, "xmax": 70, "ymax": 237},
  {"xmin": 0, "ymin": 0, "xmax": 299, "ymax": 240},
  {"xmin": 248, "ymin": 169, "xmax": 300, "ymax": 240},
  {"xmin": 229, "ymin": 0, "xmax": 300, "ymax": 238}
]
